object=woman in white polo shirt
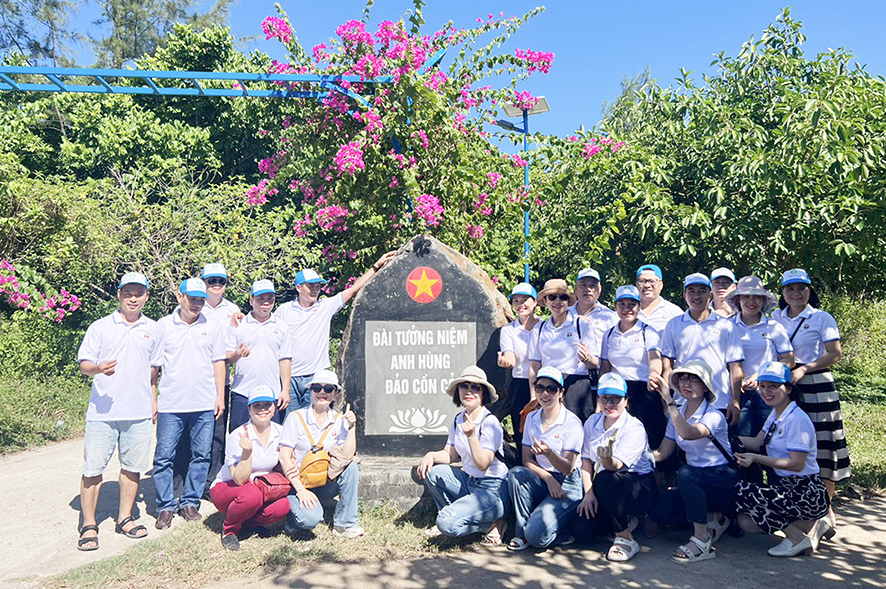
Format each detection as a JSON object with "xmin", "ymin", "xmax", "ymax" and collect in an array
[
  {"xmin": 507, "ymin": 366, "xmax": 584, "ymax": 551},
  {"xmin": 418, "ymin": 366, "xmax": 510, "ymax": 545},
  {"xmin": 576, "ymin": 373, "xmax": 654, "ymax": 562},
  {"xmin": 772, "ymin": 269, "xmax": 849, "ymax": 519},
  {"xmin": 498, "ymin": 283, "xmax": 540, "ymax": 448},
  {"xmin": 734, "ymin": 362, "xmax": 831, "ymax": 557},
  {"xmin": 647, "ymin": 361, "xmax": 736, "ymax": 563},
  {"xmin": 528, "ymin": 279, "xmax": 599, "ymax": 421}
]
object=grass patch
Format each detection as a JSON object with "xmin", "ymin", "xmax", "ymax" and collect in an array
[
  {"xmin": 0, "ymin": 374, "xmax": 90, "ymax": 454},
  {"xmin": 836, "ymin": 373, "xmax": 886, "ymax": 494}
]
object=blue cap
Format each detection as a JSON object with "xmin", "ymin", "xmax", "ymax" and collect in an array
[
  {"xmin": 683, "ymin": 273, "xmax": 712, "ymax": 289},
  {"xmin": 615, "ymin": 285, "xmax": 641, "ymax": 302},
  {"xmin": 576, "ymin": 268, "xmax": 601, "ymax": 282},
  {"xmin": 179, "ymin": 278, "xmax": 209, "ymax": 298},
  {"xmin": 535, "ymin": 366, "xmax": 564, "ymax": 386},
  {"xmin": 201, "ymin": 263, "xmax": 228, "ymax": 279},
  {"xmin": 781, "ymin": 269, "xmax": 811, "ymax": 287},
  {"xmin": 248, "ymin": 384, "xmax": 277, "ymax": 405},
  {"xmin": 597, "ymin": 373, "xmax": 628, "ymax": 397},
  {"xmin": 510, "ymin": 282, "xmax": 537, "ymax": 299},
  {"xmin": 119, "ymin": 272, "xmax": 149, "ymax": 289},
  {"xmin": 251, "ymin": 279, "xmax": 276, "ymax": 296},
  {"xmin": 637, "ymin": 264, "xmax": 662, "ymax": 279},
  {"xmin": 295, "ymin": 269, "xmax": 328, "ymax": 286},
  {"xmin": 711, "ymin": 268, "xmax": 736, "ymax": 283},
  {"xmin": 757, "ymin": 362, "xmax": 792, "ymax": 385}
]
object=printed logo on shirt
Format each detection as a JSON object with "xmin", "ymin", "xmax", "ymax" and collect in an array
[
  {"xmin": 803, "ymin": 324, "xmax": 811, "ymax": 330},
  {"xmin": 763, "ymin": 332, "xmax": 771, "ymax": 339},
  {"xmin": 142, "ymin": 333, "xmax": 151, "ymax": 340},
  {"xmin": 272, "ymin": 329, "xmax": 281, "ymax": 336}
]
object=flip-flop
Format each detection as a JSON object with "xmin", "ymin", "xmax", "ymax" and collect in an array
[
  {"xmin": 78, "ymin": 524, "xmax": 99, "ymax": 551},
  {"xmin": 115, "ymin": 516, "xmax": 148, "ymax": 539}
]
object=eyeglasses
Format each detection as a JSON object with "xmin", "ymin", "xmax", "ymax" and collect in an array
[
  {"xmin": 250, "ymin": 402, "xmax": 273, "ymax": 412},
  {"xmin": 762, "ymin": 420, "xmax": 778, "ymax": 446},
  {"xmin": 458, "ymin": 382, "xmax": 484, "ymax": 394},
  {"xmin": 676, "ymin": 374, "xmax": 702, "ymax": 384},
  {"xmin": 534, "ymin": 384, "xmax": 561, "ymax": 395},
  {"xmin": 599, "ymin": 396, "xmax": 624, "ymax": 405},
  {"xmin": 310, "ymin": 384, "xmax": 338, "ymax": 394},
  {"xmin": 547, "ymin": 294, "xmax": 571, "ymax": 302},
  {"xmin": 636, "ymin": 279, "xmax": 660, "ymax": 286},
  {"xmin": 205, "ymin": 278, "xmax": 227, "ymax": 286}
]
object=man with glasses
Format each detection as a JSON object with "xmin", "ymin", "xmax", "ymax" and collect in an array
[{"xmin": 635, "ymin": 264, "xmax": 683, "ymax": 332}]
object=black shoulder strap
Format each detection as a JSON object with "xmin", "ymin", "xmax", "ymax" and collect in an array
[
  {"xmin": 789, "ymin": 317, "xmax": 807, "ymax": 342},
  {"xmin": 575, "ymin": 315, "xmax": 582, "ymax": 339},
  {"xmin": 708, "ymin": 433, "xmax": 739, "ymax": 471}
]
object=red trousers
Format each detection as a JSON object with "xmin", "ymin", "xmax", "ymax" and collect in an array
[{"xmin": 210, "ymin": 480, "xmax": 290, "ymax": 536}]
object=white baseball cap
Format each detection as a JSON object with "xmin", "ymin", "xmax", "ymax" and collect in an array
[
  {"xmin": 251, "ymin": 279, "xmax": 276, "ymax": 296},
  {"xmin": 179, "ymin": 278, "xmax": 209, "ymax": 298},
  {"xmin": 202, "ymin": 263, "xmax": 228, "ymax": 279},
  {"xmin": 119, "ymin": 272, "xmax": 149, "ymax": 289}
]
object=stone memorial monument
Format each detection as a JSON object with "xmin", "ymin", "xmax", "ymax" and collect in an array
[{"xmin": 338, "ymin": 235, "xmax": 512, "ymax": 455}]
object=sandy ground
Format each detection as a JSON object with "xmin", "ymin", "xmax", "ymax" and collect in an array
[{"xmin": 0, "ymin": 437, "xmax": 884, "ymax": 589}]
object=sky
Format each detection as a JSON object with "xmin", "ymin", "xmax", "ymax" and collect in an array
[{"xmin": 66, "ymin": 1, "xmax": 886, "ymax": 138}]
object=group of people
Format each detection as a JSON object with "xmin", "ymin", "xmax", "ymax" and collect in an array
[{"xmin": 421, "ymin": 264, "xmax": 848, "ymax": 561}]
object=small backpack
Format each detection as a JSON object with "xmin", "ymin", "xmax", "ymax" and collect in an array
[{"xmin": 295, "ymin": 411, "xmax": 334, "ymax": 489}]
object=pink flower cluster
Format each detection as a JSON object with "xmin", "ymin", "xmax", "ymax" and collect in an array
[
  {"xmin": 335, "ymin": 140, "xmax": 366, "ymax": 175},
  {"xmin": 246, "ymin": 179, "xmax": 279, "ymax": 205},
  {"xmin": 316, "ymin": 205, "xmax": 351, "ymax": 232},
  {"xmin": 514, "ymin": 48, "xmax": 554, "ymax": 74},
  {"xmin": 262, "ymin": 17, "xmax": 293, "ymax": 44},
  {"xmin": 258, "ymin": 150, "xmax": 286, "ymax": 178},
  {"xmin": 487, "ymin": 172, "xmax": 502, "ymax": 189},
  {"xmin": 466, "ymin": 224, "xmax": 485, "ymax": 240},
  {"xmin": 511, "ymin": 154, "xmax": 528, "ymax": 168},
  {"xmin": 410, "ymin": 129, "xmax": 429, "ymax": 149},
  {"xmin": 336, "ymin": 20, "xmax": 375, "ymax": 47},
  {"xmin": 513, "ymin": 90, "xmax": 539, "ymax": 111},
  {"xmin": 0, "ymin": 260, "xmax": 81, "ymax": 322},
  {"xmin": 425, "ymin": 70, "xmax": 448, "ymax": 91},
  {"xmin": 473, "ymin": 193, "xmax": 492, "ymax": 216},
  {"xmin": 581, "ymin": 137, "xmax": 626, "ymax": 159},
  {"xmin": 414, "ymin": 194, "xmax": 444, "ymax": 227}
]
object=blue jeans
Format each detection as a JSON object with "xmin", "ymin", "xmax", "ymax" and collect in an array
[
  {"xmin": 508, "ymin": 466, "xmax": 583, "ymax": 548},
  {"xmin": 290, "ymin": 374, "xmax": 314, "ymax": 411},
  {"xmin": 425, "ymin": 464, "xmax": 509, "ymax": 537},
  {"xmin": 736, "ymin": 389, "xmax": 771, "ymax": 438},
  {"xmin": 287, "ymin": 461, "xmax": 360, "ymax": 529},
  {"xmin": 649, "ymin": 464, "xmax": 738, "ymax": 525},
  {"xmin": 153, "ymin": 410, "xmax": 214, "ymax": 512}
]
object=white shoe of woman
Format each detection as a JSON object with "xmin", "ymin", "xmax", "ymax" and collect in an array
[{"xmin": 768, "ymin": 536, "xmax": 813, "ymax": 557}]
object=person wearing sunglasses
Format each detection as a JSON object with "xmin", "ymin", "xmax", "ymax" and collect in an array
[
  {"xmin": 507, "ymin": 366, "xmax": 584, "ymax": 551},
  {"xmin": 576, "ymin": 373, "xmax": 654, "ymax": 562},
  {"xmin": 528, "ymin": 279, "xmax": 599, "ymax": 421},
  {"xmin": 209, "ymin": 385, "xmax": 290, "ymax": 551},
  {"xmin": 417, "ymin": 366, "xmax": 509, "ymax": 545},
  {"xmin": 498, "ymin": 282, "xmax": 541, "ymax": 448},
  {"xmin": 278, "ymin": 370, "xmax": 363, "ymax": 539},
  {"xmin": 732, "ymin": 362, "xmax": 831, "ymax": 556},
  {"xmin": 646, "ymin": 360, "xmax": 735, "ymax": 563},
  {"xmin": 635, "ymin": 264, "xmax": 683, "ymax": 332}
]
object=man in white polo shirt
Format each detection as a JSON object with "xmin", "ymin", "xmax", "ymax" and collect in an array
[
  {"xmin": 710, "ymin": 267, "xmax": 737, "ymax": 318},
  {"xmin": 76, "ymin": 272, "xmax": 163, "ymax": 551},
  {"xmin": 276, "ymin": 251, "xmax": 396, "ymax": 410},
  {"xmin": 226, "ymin": 279, "xmax": 292, "ymax": 431},
  {"xmin": 635, "ymin": 264, "xmax": 683, "ymax": 332},
  {"xmin": 656, "ymin": 273, "xmax": 744, "ymax": 424},
  {"xmin": 569, "ymin": 268, "xmax": 619, "ymax": 350},
  {"xmin": 153, "ymin": 278, "xmax": 227, "ymax": 529}
]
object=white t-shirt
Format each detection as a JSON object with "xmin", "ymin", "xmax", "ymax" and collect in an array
[
  {"xmin": 600, "ymin": 321, "xmax": 660, "ymax": 382},
  {"xmin": 762, "ymin": 402, "xmax": 819, "ymax": 477},
  {"xmin": 656, "ymin": 311, "xmax": 744, "ymax": 410},
  {"xmin": 499, "ymin": 318, "xmax": 540, "ymax": 379},
  {"xmin": 733, "ymin": 315, "xmax": 793, "ymax": 377},
  {"xmin": 638, "ymin": 297, "xmax": 683, "ymax": 332},
  {"xmin": 275, "ymin": 294, "xmax": 345, "ymax": 376},
  {"xmin": 279, "ymin": 407, "xmax": 350, "ymax": 465},
  {"xmin": 528, "ymin": 315, "xmax": 598, "ymax": 376},
  {"xmin": 446, "ymin": 408, "xmax": 508, "ymax": 479},
  {"xmin": 201, "ymin": 298, "xmax": 240, "ymax": 330},
  {"xmin": 77, "ymin": 311, "xmax": 164, "ymax": 422},
  {"xmin": 157, "ymin": 310, "xmax": 227, "ymax": 413},
  {"xmin": 582, "ymin": 411, "xmax": 653, "ymax": 475},
  {"xmin": 665, "ymin": 399, "xmax": 729, "ymax": 468},
  {"xmin": 227, "ymin": 313, "xmax": 293, "ymax": 398},
  {"xmin": 568, "ymin": 303, "xmax": 619, "ymax": 357},
  {"xmin": 211, "ymin": 421, "xmax": 284, "ymax": 488},
  {"xmin": 772, "ymin": 305, "xmax": 840, "ymax": 365},
  {"xmin": 522, "ymin": 406, "xmax": 583, "ymax": 473}
]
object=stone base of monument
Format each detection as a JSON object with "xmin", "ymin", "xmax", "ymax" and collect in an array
[{"xmin": 357, "ymin": 454, "xmax": 435, "ymax": 513}]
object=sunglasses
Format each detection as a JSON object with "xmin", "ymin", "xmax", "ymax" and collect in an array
[
  {"xmin": 534, "ymin": 384, "xmax": 561, "ymax": 395},
  {"xmin": 310, "ymin": 384, "xmax": 338, "ymax": 394},
  {"xmin": 599, "ymin": 395, "xmax": 624, "ymax": 405},
  {"xmin": 547, "ymin": 294, "xmax": 571, "ymax": 302},
  {"xmin": 458, "ymin": 382, "xmax": 484, "ymax": 394},
  {"xmin": 205, "ymin": 278, "xmax": 227, "ymax": 286},
  {"xmin": 249, "ymin": 402, "xmax": 273, "ymax": 412}
]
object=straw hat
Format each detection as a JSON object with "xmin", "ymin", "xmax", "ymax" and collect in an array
[
  {"xmin": 537, "ymin": 279, "xmax": 576, "ymax": 307},
  {"xmin": 444, "ymin": 365, "xmax": 498, "ymax": 403},
  {"xmin": 669, "ymin": 359, "xmax": 717, "ymax": 404},
  {"xmin": 726, "ymin": 276, "xmax": 778, "ymax": 314}
]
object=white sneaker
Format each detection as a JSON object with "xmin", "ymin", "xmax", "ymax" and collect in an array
[{"xmin": 333, "ymin": 525, "xmax": 365, "ymax": 538}]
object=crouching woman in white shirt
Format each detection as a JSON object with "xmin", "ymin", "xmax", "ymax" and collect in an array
[
  {"xmin": 417, "ymin": 366, "xmax": 510, "ymax": 545},
  {"xmin": 734, "ymin": 362, "xmax": 831, "ymax": 557},
  {"xmin": 576, "ymin": 373, "xmax": 655, "ymax": 562}
]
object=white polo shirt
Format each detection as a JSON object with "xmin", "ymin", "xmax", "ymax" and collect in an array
[
  {"xmin": 568, "ymin": 303, "xmax": 619, "ymax": 357},
  {"xmin": 227, "ymin": 313, "xmax": 293, "ymax": 398},
  {"xmin": 657, "ymin": 311, "xmax": 744, "ymax": 410},
  {"xmin": 522, "ymin": 406, "xmax": 583, "ymax": 473},
  {"xmin": 77, "ymin": 311, "xmax": 164, "ymax": 422},
  {"xmin": 772, "ymin": 305, "xmax": 840, "ymax": 365},
  {"xmin": 279, "ymin": 407, "xmax": 350, "ymax": 464},
  {"xmin": 665, "ymin": 399, "xmax": 729, "ymax": 468},
  {"xmin": 582, "ymin": 411, "xmax": 653, "ymax": 475},
  {"xmin": 275, "ymin": 293, "xmax": 345, "ymax": 376},
  {"xmin": 157, "ymin": 309, "xmax": 227, "ymax": 413},
  {"xmin": 446, "ymin": 408, "xmax": 508, "ymax": 479},
  {"xmin": 733, "ymin": 315, "xmax": 793, "ymax": 377},
  {"xmin": 201, "ymin": 297, "xmax": 240, "ymax": 329},
  {"xmin": 600, "ymin": 321, "xmax": 660, "ymax": 382},
  {"xmin": 762, "ymin": 402, "xmax": 819, "ymax": 477},
  {"xmin": 211, "ymin": 421, "xmax": 284, "ymax": 488},
  {"xmin": 499, "ymin": 318, "xmax": 540, "ymax": 379},
  {"xmin": 528, "ymin": 315, "xmax": 598, "ymax": 376},
  {"xmin": 638, "ymin": 297, "xmax": 683, "ymax": 332}
]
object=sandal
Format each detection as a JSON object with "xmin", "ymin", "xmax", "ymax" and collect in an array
[
  {"xmin": 425, "ymin": 525, "xmax": 443, "ymax": 538},
  {"xmin": 507, "ymin": 537, "xmax": 530, "ymax": 551},
  {"xmin": 672, "ymin": 535, "xmax": 716, "ymax": 563},
  {"xmin": 481, "ymin": 532, "xmax": 502, "ymax": 546},
  {"xmin": 115, "ymin": 516, "xmax": 148, "ymax": 540},
  {"xmin": 78, "ymin": 524, "xmax": 99, "ymax": 552},
  {"xmin": 607, "ymin": 537, "xmax": 640, "ymax": 562},
  {"xmin": 707, "ymin": 514, "xmax": 730, "ymax": 545},
  {"xmin": 481, "ymin": 519, "xmax": 506, "ymax": 547}
]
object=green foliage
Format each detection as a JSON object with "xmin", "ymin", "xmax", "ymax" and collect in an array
[{"xmin": 827, "ymin": 296, "xmax": 886, "ymax": 380}]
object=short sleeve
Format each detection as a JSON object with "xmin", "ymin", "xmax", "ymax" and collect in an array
[
  {"xmin": 527, "ymin": 327, "xmax": 542, "ymax": 363},
  {"xmin": 698, "ymin": 408, "xmax": 726, "ymax": 439},
  {"xmin": 611, "ymin": 419, "xmax": 649, "ymax": 469},
  {"xmin": 599, "ymin": 329, "xmax": 611, "ymax": 362},
  {"xmin": 500, "ymin": 324, "xmax": 516, "ymax": 354},
  {"xmin": 820, "ymin": 311, "xmax": 841, "ymax": 343},
  {"xmin": 579, "ymin": 317, "xmax": 599, "ymax": 357},
  {"xmin": 522, "ymin": 411, "xmax": 539, "ymax": 447},
  {"xmin": 643, "ymin": 324, "xmax": 661, "ymax": 353},
  {"xmin": 770, "ymin": 322, "xmax": 793, "ymax": 355},
  {"xmin": 149, "ymin": 323, "xmax": 165, "ymax": 367},
  {"xmin": 279, "ymin": 411, "xmax": 302, "ymax": 448},
  {"xmin": 211, "ymin": 324, "xmax": 227, "ymax": 362},
  {"xmin": 664, "ymin": 417, "xmax": 676, "ymax": 441},
  {"xmin": 657, "ymin": 319, "xmax": 676, "ymax": 358},
  {"xmin": 323, "ymin": 293, "xmax": 346, "ymax": 320},
  {"xmin": 581, "ymin": 416, "xmax": 598, "ymax": 460},
  {"xmin": 562, "ymin": 415, "xmax": 584, "ymax": 455},
  {"xmin": 724, "ymin": 322, "xmax": 744, "ymax": 364},
  {"xmin": 223, "ymin": 428, "xmax": 244, "ymax": 467},
  {"xmin": 334, "ymin": 414, "xmax": 350, "ymax": 447},
  {"xmin": 446, "ymin": 416, "xmax": 457, "ymax": 447},
  {"xmin": 479, "ymin": 415, "xmax": 503, "ymax": 453},
  {"xmin": 279, "ymin": 326, "xmax": 294, "ymax": 360},
  {"xmin": 77, "ymin": 321, "xmax": 102, "ymax": 365},
  {"xmin": 224, "ymin": 325, "xmax": 238, "ymax": 353},
  {"xmin": 784, "ymin": 414, "xmax": 817, "ymax": 454}
]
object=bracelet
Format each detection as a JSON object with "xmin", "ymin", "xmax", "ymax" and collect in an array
[
  {"xmin": 372, "ymin": 264, "xmax": 381, "ymax": 272},
  {"xmin": 667, "ymin": 401, "xmax": 677, "ymax": 408}
]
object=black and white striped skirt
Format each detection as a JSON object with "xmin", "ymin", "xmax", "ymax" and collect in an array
[{"xmin": 797, "ymin": 368, "xmax": 851, "ymax": 483}]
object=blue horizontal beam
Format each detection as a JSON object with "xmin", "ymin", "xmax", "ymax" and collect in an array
[{"xmin": 0, "ymin": 79, "xmax": 333, "ymax": 99}]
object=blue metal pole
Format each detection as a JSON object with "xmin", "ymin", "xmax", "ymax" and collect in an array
[{"xmin": 523, "ymin": 108, "xmax": 530, "ymax": 283}]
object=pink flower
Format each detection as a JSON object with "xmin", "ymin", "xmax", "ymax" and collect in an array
[
  {"xmin": 424, "ymin": 70, "xmax": 448, "ymax": 91},
  {"xmin": 513, "ymin": 90, "xmax": 538, "ymax": 111},
  {"xmin": 486, "ymin": 172, "xmax": 502, "ymax": 189},
  {"xmin": 410, "ymin": 129, "xmax": 429, "ymax": 149},
  {"xmin": 414, "ymin": 194, "xmax": 444, "ymax": 226},
  {"xmin": 511, "ymin": 154, "xmax": 528, "ymax": 168},
  {"xmin": 582, "ymin": 143, "xmax": 602, "ymax": 159},
  {"xmin": 467, "ymin": 224, "xmax": 485, "ymax": 240},
  {"xmin": 262, "ymin": 17, "xmax": 293, "ymax": 44},
  {"xmin": 389, "ymin": 176, "xmax": 400, "ymax": 188},
  {"xmin": 514, "ymin": 48, "xmax": 554, "ymax": 74},
  {"xmin": 336, "ymin": 20, "xmax": 374, "ymax": 46},
  {"xmin": 316, "ymin": 205, "xmax": 351, "ymax": 232},
  {"xmin": 334, "ymin": 140, "xmax": 366, "ymax": 175}
]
